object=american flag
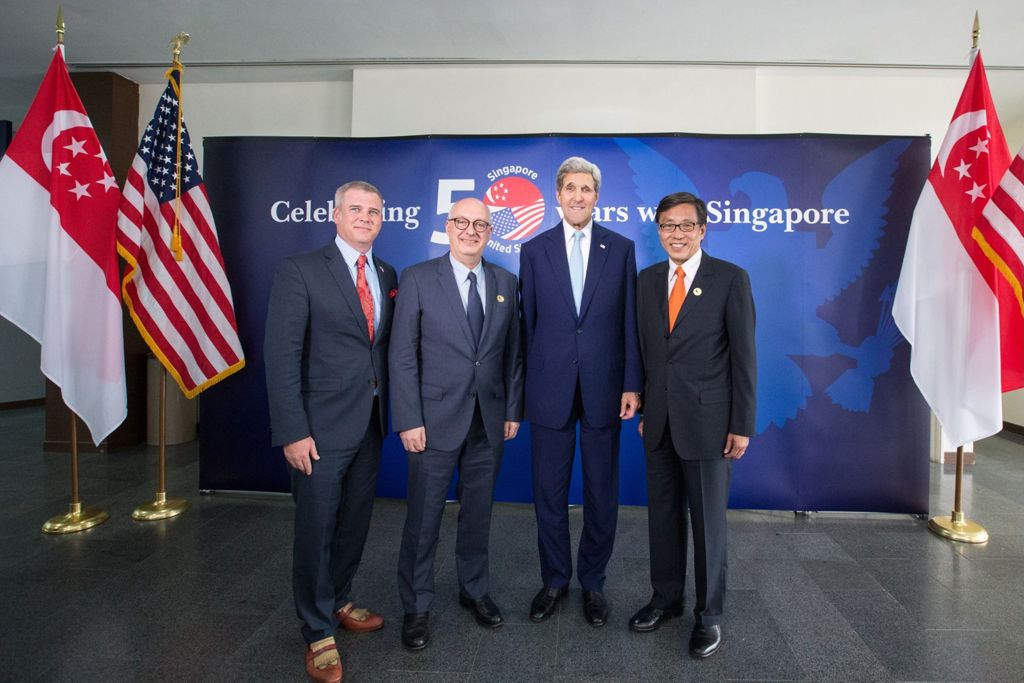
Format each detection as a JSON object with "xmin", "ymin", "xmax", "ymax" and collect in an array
[
  {"xmin": 485, "ymin": 177, "xmax": 545, "ymax": 241},
  {"xmin": 116, "ymin": 65, "xmax": 244, "ymax": 398}
]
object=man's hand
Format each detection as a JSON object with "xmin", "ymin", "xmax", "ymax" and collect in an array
[
  {"xmin": 504, "ymin": 421, "xmax": 520, "ymax": 440},
  {"xmin": 620, "ymin": 392, "xmax": 641, "ymax": 419},
  {"xmin": 283, "ymin": 436, "xmax": 319, "ymax": 475},
  {"xmin": 400, "ymin": 426, "xmax": 427, "ymax": 453},
  {"xmin": 637, "ymin": 418, "xmax": 644, "ymax": 437},
  {"xmin": 723, "ymin": 433, "xmax": 749, "ymax": 460}
]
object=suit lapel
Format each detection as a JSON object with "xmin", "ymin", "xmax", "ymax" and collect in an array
[
  {"xmin": 478, "ymin": 260, "xmax": 498, "ymax": 348},
  {"xmin": 324, "ymin": 243, "xmax": 372, "ymax": 344},
  {"xmin": 372, "ymin": 254, "xmax": 393, "ymax": 347},
  {"xmin": 673, "ymin": 254, "xmax": 714, "ymax": 332},
  {"xmin": 437, "ymin": 255, "xmax": 477, "ymax": 349},
  {"xmin": 579, "ymin": 224, "xmax": 610, "ymax": 321},
  {"xmin": 541, "ymin": 223, "xmax": 579, "ymax": 320}
]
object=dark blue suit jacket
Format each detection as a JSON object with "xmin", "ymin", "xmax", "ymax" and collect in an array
[
  {"xmin": 519, "ymin": 222, "xmax": 642, "ymax": 429},
  {"xmin": 264, "ymin": 241, "xmax": 396, "ymax": 451}
]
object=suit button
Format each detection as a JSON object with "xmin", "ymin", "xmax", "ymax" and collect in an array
[
  {"xmin": 367, "ymin": 379, "xmax": 376, "ymax": 386},
  {"xmin": 571, "ymin": 359, "xmax": 577, "ymax": 365},
  {"xmin": 474, "ymin": 361, "xmax": 481, "ymax": 367},
  {"xmin": 576, "ymin": 328, "xmax": 583, "ymax": 335},
  {"xmin": 470, "ymin": 391, "xmax": 477, "ymax": 398}
]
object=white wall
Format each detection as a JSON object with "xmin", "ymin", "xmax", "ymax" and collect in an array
[
  {"xmin": 350, "ymin": 64, "xmax": 1024, "ymax": 151},
  {"xmin": 138, "ymin": 80, "xmax": 354, "ymax": 170}
]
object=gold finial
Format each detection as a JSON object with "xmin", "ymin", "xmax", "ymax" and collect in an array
[
  {"xmin": 972, "ymin": 11, "xmax": 980, "ymax": 49},
  {"xmin": 169, "ymin": 32, "xmax": 190, "ymax": 64},
  {"xmin": 56, "ymin": 6, "xmax": 65, "ymax": 45}
]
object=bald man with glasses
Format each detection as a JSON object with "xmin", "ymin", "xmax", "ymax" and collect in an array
[{"xmin": 390, "ymin": 198, "xmax": 524, "ymax": 650}]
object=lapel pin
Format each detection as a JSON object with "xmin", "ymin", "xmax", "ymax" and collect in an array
[
  {"xmin": 599, "ymin": 243, "xmax": 606, "ymax": 249},
  {"xmin": 496, "ymin": 294, "xmax": 505, "ymax": 303},
  {"xmin": 693, "ymin": 287, "xmax": 703, "ymax": 296}
]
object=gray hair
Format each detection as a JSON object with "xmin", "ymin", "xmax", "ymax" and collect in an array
[
  {"xmin": 334, "ymin": 180, "xmax": 382, "ymax": 206},
  {"xmin": 555, "ymin": 156, "xmax": 601, "ymax": 194}
]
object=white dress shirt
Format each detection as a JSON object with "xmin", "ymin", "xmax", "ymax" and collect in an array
[
  {"xmin": 335, "ymin": 235, "xmax": 382, "ymax": 326},
  {"xmin": 563, "ymin": 220, "xmax": 593, "ymax": 277},
  {"xmin": 667, "ymin": 247, "xmax": 703, "ymax": 298},
  {"xmin": 449, "ymin": 254, "xmax": 487, "ymax": 315}
]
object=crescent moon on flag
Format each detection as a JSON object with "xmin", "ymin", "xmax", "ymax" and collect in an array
[
  {"xmin": 936, "ymin": 110, "xmax": 986, "ymax": 176},
  {"xmin": 41, "ymin": 109, "xmax": 93, "ymax": 171}
]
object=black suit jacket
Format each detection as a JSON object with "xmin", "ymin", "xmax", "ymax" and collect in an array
[
  {"xmin": 264, "ymin": 241, "xmax": 397, "ymax": 450},
  {"xmin": 637, "ymin": 252, "xmax": 756, "ymax": 459}
]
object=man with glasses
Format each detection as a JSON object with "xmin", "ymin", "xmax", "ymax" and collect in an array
[
  {"xmin": 265, "ymin": 181, "xmax": 397, "ymax": 683},
  {"xmin": 631, "ymin": 192, "xmax": 756, "ymax": 659},
  {"xmin": 519, "ymin": 156, "xmax": 642, "ymax": 627},
  {"xmin": 391, "ymin": 197, "xmax": 524, "ymax": 650}
]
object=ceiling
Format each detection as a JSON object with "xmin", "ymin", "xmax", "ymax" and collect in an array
[{"xmin": 2, "ymin": 0, "xmax": 1024, "ymax": 123}]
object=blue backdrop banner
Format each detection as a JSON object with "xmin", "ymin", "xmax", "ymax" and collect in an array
[{"xmin": 199, "ymin": 133, "xmax": 931, "ymax": 513}]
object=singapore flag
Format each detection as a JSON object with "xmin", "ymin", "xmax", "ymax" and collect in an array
[{"xmin": 0, "ymin": 46, "xmax": 126, "ymax": 445}]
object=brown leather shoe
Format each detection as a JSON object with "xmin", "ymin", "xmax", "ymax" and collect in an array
[
  {"xmin": 305, "ymin": 639, "xmax": 343, "ymax": 683},
  {"xmin": 335, "ymin": 603, "xmax": 384, "ymax": 633}
]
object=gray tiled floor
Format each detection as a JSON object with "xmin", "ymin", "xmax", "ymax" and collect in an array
[{"xmin": 2, "ymin": 404, "xmax": 1024, "ymax": 681}]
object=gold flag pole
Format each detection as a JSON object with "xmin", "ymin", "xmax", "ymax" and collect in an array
[
  {"xmin": 927, "ymin": 12, "xmax": 989, "ymax": 545},
  {"xmin": 43, "ymin": 414, "xmax": 110, "ymax": 533},
  {"xmin": 133, "ymin": 368, "xmax": 188, "ymax": 520},
  {"xmin": 132, "ymin": 32, "xmax": 192, "ymax": 522},
  {"xmin": 42, "ymin": 9, "xmax": 109, "ymax": 535}
]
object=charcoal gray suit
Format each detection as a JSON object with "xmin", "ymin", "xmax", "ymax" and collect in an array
[{"xmin": 390, "ymin": 254, "xmax": 524, "ymax": 613}]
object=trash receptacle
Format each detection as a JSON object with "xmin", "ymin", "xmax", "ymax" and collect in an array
[{"xmin": 146, "ymin": 356, "xmax": 197, "ymax": 445}]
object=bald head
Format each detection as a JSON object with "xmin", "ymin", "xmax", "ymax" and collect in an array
[{"xmin": 445, "ymin": 198, "xmax": 493, "ymax": 268}]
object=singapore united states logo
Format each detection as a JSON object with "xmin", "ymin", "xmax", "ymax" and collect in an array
[{"xmin": 433, "ymin": 165, "xmax": 545, "ymax": 254}]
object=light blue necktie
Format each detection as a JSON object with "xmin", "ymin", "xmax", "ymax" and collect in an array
[{"xmin": 569, "ymin": 230, "xmax": 584, "ymax": 314}]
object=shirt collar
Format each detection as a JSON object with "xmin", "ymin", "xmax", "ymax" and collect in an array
[
  {"xmin": 669, "ymin": 247, "xmax": 703, "ymax": 277},
  {"xmin": 335, "ymin": 235, "xmax": 373, "ymax": 268},
  {"xmin": 449, "ymin": 252, "xmax": 483, "ymax": 281},
  {"xmin": 563, "ymin": 220, "xmax": 593, "ymax": 245}
]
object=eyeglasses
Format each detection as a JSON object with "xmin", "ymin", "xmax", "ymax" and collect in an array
[
  {"xmin": 447, "ymin": 217, "xmax": 492, "ymax": 232},
  {"xmin": 657, "ymin": 221, "xmax": 702, "ymax": 234}
]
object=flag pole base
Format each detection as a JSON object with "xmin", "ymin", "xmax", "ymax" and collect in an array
[
  {"xmin": 42, "ymin": 502, "xmax": 109, "ymax": 534},
  {"xmin": 928, "ymin": 510, "xmax": 989, "ymax": 544},
  {"xmin": 132, "ymin": 492, "xmax": 188, "ymax": 521}
]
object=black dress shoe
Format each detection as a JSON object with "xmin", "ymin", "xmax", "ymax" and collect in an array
[
  {"xmin": 458, "ymin": 593, "xmax": 504, "ymax": 628},
  {"xmin": 628, "ymin": 602, "xmax": 685, "ymax": 632},
  {"xmin": 689, "ymin": 624, "xmax": 722, "ymax": 658},
  {"xmin": 529, "ymin": 586, "xmax": 567, "ymax": 622},
  {"xmin": 582, "ymin": 591, "xmax": 609, "ymax": 627},
  {"xmin": 401, "ymin": 612, "xmax": 430, "ymax": 651}
]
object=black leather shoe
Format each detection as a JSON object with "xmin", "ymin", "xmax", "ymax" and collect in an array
[
  {"xmin": 689, "ymin": 624, "xmax": 722, "ymax": 658},
  {"xmin": 458, "ymin": 593, "xmax": 504, "ymax": 628},
  {"xmin": 401, "ymin": 612, "xmax": 430, "ymax": 651},
  {"xmin": 582, "ymin": 591, "xmax": 609, "ymax": 627},
  {"xmin": 628, "ymin": 601, "xmax": 685, "ymax": 632},
  {"xmin": 529, "ymin": 586, "xmax": 567, "ymax": 622}
]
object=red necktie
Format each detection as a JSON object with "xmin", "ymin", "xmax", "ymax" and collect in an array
[
  {"xmin": 356, "ymin": 254, "xmax": 375, "ymax": 343},
  {"xmin": 668, "ymin": 266, "xmax": 686, "ymax": 332}
]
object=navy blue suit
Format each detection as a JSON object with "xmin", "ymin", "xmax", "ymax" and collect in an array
[
  {"xmin": 264, "ymin": 241, "xmax": 396, "ymax": 644},
  {"xmin": 519, "ymin": 221, "xmax": 642, "ymax": 591}
]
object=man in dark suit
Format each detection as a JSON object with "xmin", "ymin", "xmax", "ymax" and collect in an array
[
  {"xmin": 265, "ymin": 181, "xmax": 397, "ymax": 683},
  {"xmin": 390, "ymin": 197, "xmax": 524, "ymax": 650},
  {"xmin": 519, "ymin": 156, "xmax": 642, "ymax": 626},
  {"xmin": 631, "ymin": 191, "xmax": 756, "ymax": 659}
]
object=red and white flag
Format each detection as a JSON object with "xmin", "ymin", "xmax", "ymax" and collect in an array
[
  {"xmin": 0, "ymin": 46, "xmax": 126, "ymax": 445},
  {"xmin": 116, "ymin": 64, "xmax": 244, "ymax": 398},
  {"xmin": 893, "ymin": 52, "xmax": 1017, "ymax": 448}
]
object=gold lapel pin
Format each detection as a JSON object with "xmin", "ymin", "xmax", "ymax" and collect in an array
[
  {"xmin": 496, "ymin": 294, "xmax": 505, "ymax": 303},
  {"xmin": 693, "ymin": 287, "xmax": 703, "ymax": 296}
]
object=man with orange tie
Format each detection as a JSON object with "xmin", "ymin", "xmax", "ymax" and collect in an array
[
  {"xmin": 632, "ymin": 192, "xmax": 756, "ymax": 659},
  {"xmin": 265, "ymin": 181, "xmax": 397, "ymax": 683}
]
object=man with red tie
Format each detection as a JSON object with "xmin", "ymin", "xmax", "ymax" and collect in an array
[
  {"xmin": 265, "ymin": 181, "xmax": 397, "ymax": 683},
  {"xmin": 632, "ymin": 191, "xmax": 756, "ymax": 659}
]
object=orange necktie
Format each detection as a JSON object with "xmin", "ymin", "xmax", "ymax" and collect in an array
[{"xmin": 668, "ymin": 266, "xmax": 686, "ymax": 332}]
